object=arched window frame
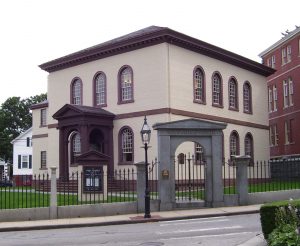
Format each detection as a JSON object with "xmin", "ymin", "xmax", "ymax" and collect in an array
[
  {"xmin": 118, "ymin": 126, "xmax": 134, "ymax": 164},
  {"xmin": 212, "ymin": 72, "xmax": 223, "ymax": 107},
  {"xmin": 193, "ymin": 66, "xmax": 206, "ymax": 104},
  {"xmin": 118, "ymin": 65, "xmax": 134, "ymax": 104},
  {"xmin": 70, "ymin": 131, "xmax": 81, "ymax": 165},
  {"xmin": 229, "ymin": 131, "xmax": 240, "ymax": 159},
  {"xmin": 244, "ymin": 132, "xmax": 254, "ymax": 165},
  {"xmin": 70, "ymin": 77, "xmax": 83, "ymax": 105},
  {"xmin": 243, "ymin": 81, "xmax": 252, "ymax": 114},
  {"xmin": 93, "ymin": 72, "xmax": 107, "ymax": 107},
  {"xmin": 228, "ymin": 77, "xmax": 239, "ymax": 111}
]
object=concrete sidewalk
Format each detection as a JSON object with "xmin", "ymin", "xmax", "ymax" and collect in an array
[{"xmin": 0, "ymin": 204, "xmax": 267, "ymax": 245}]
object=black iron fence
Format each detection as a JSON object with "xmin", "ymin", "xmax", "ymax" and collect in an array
[
  {"xmin": 222, "ymin": 159, "xmax": 300, "ymax": 194},
  {"xmin": 0, "ymin": 174, "xmax": 50, "ymax": 209},
  {"xmin": 174, "ymin": 154, "xmax": 205, "ymax": 201},
  {"xmin": 0, "ymin": 168, "xmax": 142, "ymax": 210}
]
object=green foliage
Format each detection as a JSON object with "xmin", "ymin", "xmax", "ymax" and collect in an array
[
  {"xmin": 260, "ymin": 199, "xmax": 300, "ymax": 239},
  {"xmin": 268, "ymin": 224, "xmax": 300, "ymax": 246},
  {"xmin": 0, "ymin": 93, "xmax": 47, "ymax": 163}
]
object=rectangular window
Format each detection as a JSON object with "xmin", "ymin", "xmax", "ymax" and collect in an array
[
  {"xmin": 268, "ymin": 88, "xmax": 273, "ymax": 112},
  {"xmin": 283, "ymin": 80, "xmax": 289, "ymax": 108},
  {"xmin": 269, "ymin": 127, "xmax": 274, "ymax": 146},
  {"xmin": 267, "ymin": 58, "xmax": 271, "ymax": 67},
  {"xmin": 271, "ymin": 55, "xmax": 276, "ymax": 68},
  {"xmin": 40, "ymin": 108, "xmax": 47, "ymax": 127},
  {"xmin": 274, "ymin": 124, "xmax": 279, "ymax": 146},
  {"xmin": 22, "ymin": 155, "xmax": 29, "ymax": 168},
  {"xmin": 273, "ymin": 85, "xmax": 277, "ymax": 111},
  {"xmin": 290, "ymin": 119, "xmax": 295, "ymax": 143},
  {"xmin": 282, "ymin": 48, "xmax": 287, "ymax": 65},
  {"xmin": 41, "ymin": 151, "xmax": 47, "ymax": 169},
  {"xmin": 285, "ymin": 121, "xmax": 289, "ymax": 144},
  {"xmin": 289, "ymin": 78, "xmax": 294, "ymax": 106},
  {"xmin": 287, "ymin": 45, "xmax": 292, "ymax": 62}
]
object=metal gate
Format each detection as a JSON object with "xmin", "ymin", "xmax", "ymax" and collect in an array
[{"xmin": 174, "ymin": 153, "xmax": 206, "ymax": 201}]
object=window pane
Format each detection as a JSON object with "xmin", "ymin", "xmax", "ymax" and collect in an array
[
  {"xmin": 96, "ymin": 73, "xmax": 106, "ymax": 105},
  {"xmin": 122, "ymin": 128, "xmax": 133, "ymax": 162},
  {"xmin": 213, "ymin": 74, "xmax": 221, "ymax": 105},
  {"xmin": 121, "ymin": 68, "xmax": 132, "ymax": 101},
  {"xmin": 229, "ymin": 79, "xmax": 237, "ymax": 108},
  {"xmin": 73, "ymin": 80, "xmax": 81, "ymax": 105},
  {"xmin": 243, "ymin": 83, "xmax": 251, "ymax": 112},
  {"xmin": 194, "ymin": 69, "xmax": 204, "ymax": 101}
]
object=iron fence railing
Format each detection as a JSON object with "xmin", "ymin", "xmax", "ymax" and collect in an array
[
  {"xmin": 175, "ymin": 154, "xmax": 205, "ymax": 201},
  {"xmin": 222, "ymin": 159, "xmax": 300, "ymax": 194},
  {"xmin": 0, "ymin": 174, "xmax": 50, "ymax": 209}
]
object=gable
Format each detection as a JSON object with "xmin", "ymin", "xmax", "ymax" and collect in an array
[{"xmin": 76, "ymin": 150, "xmax": 110, "ymax": 166}]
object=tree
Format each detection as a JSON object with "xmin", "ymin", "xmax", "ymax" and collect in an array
[{"xmin": 0, "ymin": 93, "xmax": 47, "ymax": 163}]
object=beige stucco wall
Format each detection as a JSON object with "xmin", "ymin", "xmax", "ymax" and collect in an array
[
  {"xmin": 47, "ymin": 43, "xmax": 170, "ymax": 125},
  {"xmin": 168, "ymin": 45, "xmax": 268, "ymax": 125}
]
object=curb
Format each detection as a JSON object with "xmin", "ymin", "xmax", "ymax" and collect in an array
[{"xmin": 0, "ymin": 209, "xmax": 260, "ymax": 232}]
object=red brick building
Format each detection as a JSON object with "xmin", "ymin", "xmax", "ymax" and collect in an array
[{"xmin": 259, "ymin": 26, "xmax": 300, "ymax": 159}]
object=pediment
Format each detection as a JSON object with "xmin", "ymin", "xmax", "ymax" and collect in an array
[
  {"xmin": 53, "ymin": 104, "xmax": 115, "ymax": 120},
  {"xmin": 76, "ymin": 150, "xmax": 110, "ymax": 165},
  {"xmin": 153, "ymin": 118, "xmax": 227, "ymax": 130}
]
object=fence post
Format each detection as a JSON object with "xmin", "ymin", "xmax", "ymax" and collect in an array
[
  {"xmin": 135, "ymin": 162, "xmax": 146, "ymax": 213},
  {"xmin": 233, "ymin": 155, "xmax": 250, "ymax": 206},
  {"xmin": 50, "ymin": 167, "xmax": 58, "ymax": 219}
]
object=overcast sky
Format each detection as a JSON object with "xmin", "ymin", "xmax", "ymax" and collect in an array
[{"xmin": 0, "ymin": 0, "xmax": 299, "ymax": 105}]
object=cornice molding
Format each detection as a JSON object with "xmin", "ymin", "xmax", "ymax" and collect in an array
[{"xmin": 39, "ymin": 26, "xmax": 275, "ymax": 77}]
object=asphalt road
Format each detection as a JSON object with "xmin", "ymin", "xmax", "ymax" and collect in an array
[{"xmin": 0, "ymin": 213, "xmax": 263, "ymax": 246}]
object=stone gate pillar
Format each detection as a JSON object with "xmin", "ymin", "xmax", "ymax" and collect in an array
[{"xmin": 153, "ymin": 119, "xmax": 227, "ymax": 210}]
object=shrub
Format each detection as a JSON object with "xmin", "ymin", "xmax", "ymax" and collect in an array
[
  {"xmin": 268, "ymin": 224, "xmax": 300, "ymax": 246},
  {"xmin": 260, "ymin": 199, "xmax": 300, "ymax": 239}
]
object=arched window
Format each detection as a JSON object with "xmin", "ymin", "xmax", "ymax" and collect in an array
[
  {"xmin": 70, "ymin": 132, "xmax": 81, "ymax": 164},
  {"xmin": 229, "ymin": 131, "xmax": 240, "ymax": 157},
  {"xmin": 94, "ymin": 72, "xmax": 106, "ymax": 107},
  {"xmin": 118, "ymin": 66, "xmax": 134, "ymax": 104},
  {"xmin": 71, "ymin": 78, "xmax": 82, "ymax": 105},
  {"xmin": 193, "ymin": 66, "xmax": 205, "ymax": 104},
  {"xmin": 119, "ymin": 127, "xmax": 134, "ymax": 163},
  {"xmin": 228, "ymin": 77, "xmax": 238, "ymax": 110},
  {"xmin": 212, "ymin": 72, "xmax": 223, "ymax": 107},
  {"xmin": 243, "ymin": 82, "xmax": 252, "ymax": 113},
  {"xmin": 244, "ymin": 133, "xmax": 254, "ymax": 161}
]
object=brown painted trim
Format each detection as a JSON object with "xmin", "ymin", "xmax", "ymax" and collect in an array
[
  {"xmin": 48, "ymin": 123, "xmax": 58, "ymax": 129},
  {"xmin": 93, "ymin": 71, "xmax": 107, "ymax": 107},
  {"xmin": 169, "ymin": 108, "xmax": 269, "ymax": 130},
  {"xmin": 70, "ymin": 77, "xmax": 83, "ymax": 105},
  {"xmin": 39, "ymin": 27, "xmax": 275, "ymax": 77},
  {"xmin": 211, "ymin": 71, "xmax": 223, "ymax": 107},
  {"xmin": 243, "ymin": 81, "xmax": 253, "ymax": 114},
  {"xmin": 30, "ymin": 101, "xmax": 48, "ymax": 110},
  {"xmin": 32, "ymin": 134, "xmax": 48, "ymax": 139},
  {"xmin": 193, "ymin": 65, "xmax": 206, "ymax": 104},
  {"xmin": 117, "ymin": 65, "xmax": 134, "ymax": 104},
  {"xmin": 228, "ymin": 76, "xmax": 239, "ymax": 111},
  {"xmin": 114, "ymin": 107, "xmax": 268, "ymax": 129},
  {"xmin": 41, "ymin": 107, "xmax": 268, "ymax": 130}
]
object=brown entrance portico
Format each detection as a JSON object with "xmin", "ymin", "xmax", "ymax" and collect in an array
[{"xmin": 53, "ymin": 104, "xmax": 115, "ymax": 177}]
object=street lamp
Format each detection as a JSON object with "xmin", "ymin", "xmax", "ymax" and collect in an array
[{"xmin": 140, "ymin": 116, "xmax": 151, "ymax": 218}]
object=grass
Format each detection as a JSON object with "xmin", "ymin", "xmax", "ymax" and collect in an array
[
  {"xmin": 0, "ymin": 189, "xmax": 137, "ymax": 209},
  {"xmin": 2, "ymin": 180, "xmax": 300, "ymax": 209}
]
